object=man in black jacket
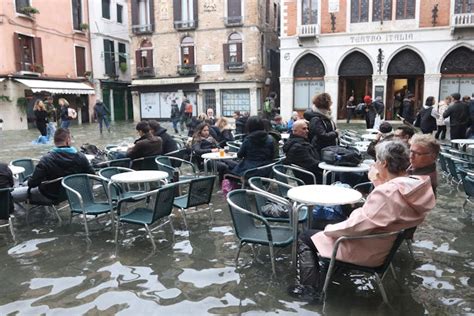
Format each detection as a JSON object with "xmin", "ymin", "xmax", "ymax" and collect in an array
[
  {"xmin": 443, "ymin": 93, "xmax": 470, "ymax": 140},
  {"xmin": 282, "ymin": 120, "xmax": 322, "ymax": 184},
  {"xmin": 12, "ymin": 128, "xmax": 95, "ymax": 203},
  {"xmin": 149, "ymin": 120, "xmax": 178, "ymax": 154},
  {"xmin": 127, "ymin": 121, "xmax": 163, "ymax": 160}
]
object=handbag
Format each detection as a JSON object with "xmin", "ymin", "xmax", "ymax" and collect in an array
[{"xmin": 321, "ymin": 145, "xmax": 362, "ymax": 167}]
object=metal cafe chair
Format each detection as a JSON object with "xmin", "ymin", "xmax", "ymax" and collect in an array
[
  {"xmin": 24, "ymin": 177, "xmax": 68, "ymax": 224},
  {"xmin": 226, "ymin": 189, "xmax": 294, "ymax": 274},
  {"xmin": 130, "ymin": 155, "xmax": 159, "ymax": 171},
  {"xmin": 0, "ymin": 188, "xmax": 15, "ymax": 241},
  {"xmin": 98, "ymin": 167, "xmax": 146, "ymax": 203},
  {"xmin": 155, "ymin": 156, "xmax": 198, "ymax": 183},
  {"xmin": 10, "ymin": 158, "xmax": 39, "ymax": 183}
]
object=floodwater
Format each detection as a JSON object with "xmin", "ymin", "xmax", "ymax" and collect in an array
[{"xmin": 0, "ymin": 121, "xmax": 472, "ymax": 315}]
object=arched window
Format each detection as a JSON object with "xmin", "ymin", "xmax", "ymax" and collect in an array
[
  {"xmin": 440, "ymin": 46, "xmax": 474, "ymax": 100},
  {"xmin": 135, "ymin": 40, "xmax": 154, "ymax": 77},
  {"xmin": 224, "ymin": 33, "xmax": 244, "ymax": 72},
  {"xmin": 293, "ymin": 54, "xmax": 325, "ymax": 110},
  {"xmin": 180, "ymin": 36, "xmax": 194, "ymax": 65}
]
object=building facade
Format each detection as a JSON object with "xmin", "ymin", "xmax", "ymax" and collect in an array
[
  {"xmin": 129, "ymin": 0, "xmax": 280, "ymax": 121},
  {"xmin": 89, "ymin": 0, "xmax": 133, "ymax": 122},
  {"xmin": 280, "ymin": 0, "xmax": 474, "ymax": 121},
  {"xmin": 0, "ymin": 0, "xmax": 94, "ymax": 131}
]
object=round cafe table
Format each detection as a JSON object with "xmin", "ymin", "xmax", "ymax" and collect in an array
[
  {"xmin": 318, "ymin": 162, "xmax": 371, "ymax": 185},
  {"xmin": 287, "ymin": 184, "xmax": 363, "ymax": 268},
  {"xmin": 361, "ymin": 133, "xmax": 378, "ymax": 141},
  {"xmin": 201, "ymin": 152, "xmax": 238, "ymax": 175},
  {"xmin": 110, "ymin": 170, "xmax": 168, "ymax": 184},
  {"xmin": 451, "ymin": 139, "xmax": 474, "ymax": 151}
]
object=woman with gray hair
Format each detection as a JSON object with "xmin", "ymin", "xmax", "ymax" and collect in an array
[{"xmin": 292, "ymin": 140, "xmax": 436, "ymax": 295}]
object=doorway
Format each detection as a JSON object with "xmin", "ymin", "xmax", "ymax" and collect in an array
[
  {"xmin": 386, "ymin": 77, "xmax": 424, "ymax": 120},
  {"xmin": 338, "ymin": 77, "xmax": 372, "ymax": 119}
]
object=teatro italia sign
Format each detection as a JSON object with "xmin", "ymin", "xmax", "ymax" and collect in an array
[{"xmin": 349, "ymin": 32, "xmax": 414, "ymax": 44}]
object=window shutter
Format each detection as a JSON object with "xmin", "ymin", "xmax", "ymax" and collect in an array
[
  {"xmin": 149, "ymin": 0, "xmax": 155, "ymax": 31},
  {"xmin": 13, "ymin": 33, "xmax": 22, "ymax": 72},
  {"xmin": 173, "ymin": 0, "xmax": 181, "ymax": 24},
  {"xmin": 75, "ymin": 46, "xmax": 86, "ymax": 76},
  {"xmin": 223, "ymin": 44, "xmax": 229, "ymax": 65},
  {"xmin": 228, "ymin": 0, "xmax": 241, "ymax": 17},
  {"xmin": 135, "ymin": 50, "xmax": 142, "ymax": 69},
  {"xmin": 33, "ymin": 37, "xmax": 43, "ymax": 68},
  {"xmin": 146, "ymin": 49, "xmax": 153, "ymax": 68},
  {"xmin": 236, "ymin": 42, "xmax": 242, "ymax": 63},
  {"xmin": 193, "ymin": 0, "xmax": 198, "ymax": 25},
  {"xmin": 188, "ymin": 46, "xmax": 195, "ymax": 65},
  {"xmin": 131, "ymin": 0, "xmax": 139, "ymax": 28}
]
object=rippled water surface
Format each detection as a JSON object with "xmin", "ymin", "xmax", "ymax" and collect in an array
[{"xmin": 0, "ymin": 121, "xmax": 472, "ymax": 315}]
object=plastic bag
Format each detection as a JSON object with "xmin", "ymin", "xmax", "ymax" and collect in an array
[
  {"xmin": 373, "ymin": 114, "xmax": 381, "ymax": 130},
  {"xmin": 222, "ymin": 179, "xmax": 238, "ymax": 197},
  {"xmin": 261, "ymin": 202, "xmax": 288, "ymax": 218}
]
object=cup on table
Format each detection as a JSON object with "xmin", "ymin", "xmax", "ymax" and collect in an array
[
  {"xmin": 224, "ymin": 146, "xmax": 229, "ymax": 154},
  {"xmin": 219, "ymin": 148, "xmax": 225, "ymax": 157}
]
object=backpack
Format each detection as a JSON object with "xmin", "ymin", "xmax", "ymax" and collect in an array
[
  {"xmin": 185, "ymin": 102, "xmax": 193, "ymax": 114},
  {"xmin": 68, "ymin": 108, "xmax": 77, "ymax": 120},
  {"xmin": 264, "ymin": 99, "xmax": 272, "ymax": 113},
  {"xmin": 321, "ymin": 145, "xmax": 362, "ymax": 167}
]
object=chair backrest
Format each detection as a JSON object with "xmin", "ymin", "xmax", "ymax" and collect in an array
[
  {"xmin": 227, "ymin": 141, "xmax": 241, "ymax": 153},
  {"xmin": 11, "ymin": 158, "xmax": 36, "ymax": 182},
  {"xmin": 62, "ymin": 174, "xmax": 102, "ymax": 210},
  {"xmin": 155, "ymin": 157, "xmax": 175, "ymax": 182},
  {"xmin": 462, "ymin": 174, "xmax": 474, "ymax": 197},
  {"xmin": 185, "ymin": 176, "xmax": 216, "ymax": 208},
  {"xmin": 131, "ymin": 156, "xmax": 159, "ymax": 170},
  {"xmin": 377, "ymin": 229, "xmax": 408, "ymax": 272},
  {"xmin": 108, "ymin": 158, "xmax": 131, "ymax": 168},
  {"xmin": 272, "ymin": 165, "xmax": 307, "ymax": 196},
  {"xmin": 151, "ymin": 184, "xmax": 177, "ymax": 222},
  {"xmin": 98, "ymin": 166, "xmax": 133, "ymax": 180},
  {"xmin": 0, "ymin": 187, "xmax": 12, "ymax": 220},
  {"xmin": 248, "ymin": 177, "xmax": 292, "ymax": 215},
  {"xmin": 438, "ymin": 153, "xmax": 449, "ymax": 174},
  {"xmin": 40, "ymin": 177, "xmax": 68, "ymax": 204}
]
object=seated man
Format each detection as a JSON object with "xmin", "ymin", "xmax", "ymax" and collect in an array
[
  {"xmin": 148, "ymin": 120, "xmax": 178, "ymax": 155},
  {"xmin": 408, "ymin": 134, "xmax": 440, "ymax": 195},
  {"xmin": 271, "ymin": 115, "xmax": 287, "ymax": 133},
  {"xmin": 0, "ymin": 162, "xmax": 14, "ymax": 218},
  {"xmin": 393, "ymin": 125, "xmax": 415, "ymax": 145},
  {"xmin": 366, "ymin": 121, "xmax": 393, "ymax": 159},
  {"xmin": 282, "ymin": 119, "xmax": 321, "ymax": 184},
  {"xmin": 12, "ymin": 128, "xmax": 95, "ymax": 204},
  {"xmin": 127, "ymin": 121, "xmax": 163, "ymax": 160},
  {"xmin": 292, "ymin": 140, "xmax": 436, "ymax": 292}
]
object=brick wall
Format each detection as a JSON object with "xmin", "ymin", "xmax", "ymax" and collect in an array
[
  {"xmin": 419, "ymin": 0, "xmax": 450, "ymax": 27},
  {"xmin": 283, "ymin": 0, "xmax": 297, "ymax": 36},
  {"xmin": 321, "ymin": 0, "xmax": 346, "ymax": 33}
]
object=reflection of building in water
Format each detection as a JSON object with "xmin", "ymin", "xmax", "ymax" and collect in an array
[{"xmin": 280, "ymin": 0, "xmax": 474, "ymax": 121}]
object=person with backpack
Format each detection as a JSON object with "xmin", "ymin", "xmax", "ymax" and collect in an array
[
  {"xmin": 93, "ymin": 99, "xmax": 110, "ymax": 134},
  {"xmin": 263, "ymin": 96, "xmax": 274, "ymax": 120},
  {"xmin": 170, "ymin": 100, "xmax": 180, "ymax": 133},
  {"xmin": 59, "ymin": 98, "xmax": 72, "ymax": 129}
]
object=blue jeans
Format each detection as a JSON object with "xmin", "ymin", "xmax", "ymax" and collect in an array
[
  {"xmin": 60, "ymin": 120, "xmax": 70, "ymax": 129},
  {"xmin": 98, "ymin": 116, "xmax": 110, "ymax": 132}
]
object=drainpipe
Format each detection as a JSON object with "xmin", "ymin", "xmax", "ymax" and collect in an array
[{"xmin": 86, "ymin": 0, "xmax": 95, "ymax": 122}]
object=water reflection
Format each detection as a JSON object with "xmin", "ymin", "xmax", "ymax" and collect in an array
[{"xmin": 0, "ymin": 122, "xmax": 472, "ymax": 314}]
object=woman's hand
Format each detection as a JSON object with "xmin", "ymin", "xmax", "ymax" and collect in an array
[
  {"xmin": 211, "ymin": 148, "xmax": 218, "ymax": 153},
  {"xmin": 368, "ymin": 165, "xmax": 383, "ymax": 187}
]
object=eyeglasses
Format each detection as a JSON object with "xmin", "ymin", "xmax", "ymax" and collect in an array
[{"xmin": 410, "ymin": 150, "xmax": 431, "ymax": 156}]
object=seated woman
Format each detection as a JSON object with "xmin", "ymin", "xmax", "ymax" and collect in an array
[
  {"xmin": 231, "ymin": 116, "xmax": 276, "ymax": 176},
  {"xmin": 293, "ymin": 140, "xmax": 436, "ymax": 292},
  {"xmin": 210, "ymin": 117, "xmax": 234, "ymax": 146},
  {"xmin": 191, "ymin": 123, "xmax": 236, "ymax": 180}
]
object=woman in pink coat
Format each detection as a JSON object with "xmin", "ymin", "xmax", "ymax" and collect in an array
[{"xmin": 294, "ymin": 140, "xmax": 436, "ymax": 293}]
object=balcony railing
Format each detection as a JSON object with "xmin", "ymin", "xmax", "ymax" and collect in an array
[
  {"xmin": 297, "ymin": 24, "xmax": 319, "ymax": 38},
  {"xmin": 451, "ymin": 13, "xmax": 474, "ymax": 30},
  {"xmin": 132, "ymin": 24, "xmax": 154, "ymax": 34},
  {"xmin": 174, "ymin": 20, "xmax": 198, "ymax": 30},
  {"xmin": 224, "ymin": 62, "xmax": 245, "ymax": 73},
  {"xmin": 136, "ymin": 67, "xmax": 156, "ymax": 78},
  {"xmin": 177, "ymin": 64, "xmax": 197, "ymax": 76},
  {"xmin": 224, "ymin": 16, "xmax": 243, "ymax": 26}
]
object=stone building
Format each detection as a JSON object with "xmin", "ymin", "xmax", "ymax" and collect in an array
[
  {"xmin": 280, "ymin": 0, "xmax": 474, "ymax": 121},
  {"xmin": 129, "ymin": 0, "xmax": 280, "ymax": 120},
  {"xmin": 0, "ymin": 0, "xmax": 94, "ymax": 131}
]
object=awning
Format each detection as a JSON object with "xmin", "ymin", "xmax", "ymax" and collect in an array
[
  {"xmin": 131, "ymin": 77, "xmax": 196, "ymax": 86},
  {"xmin": 15, "ymin": 78, "xmax": 95, "ymax": 95}
]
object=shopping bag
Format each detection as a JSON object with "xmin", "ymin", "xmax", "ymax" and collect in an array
[{"xmin": 373, "ymin": 114, "xmax": 381, "ymax": 131}]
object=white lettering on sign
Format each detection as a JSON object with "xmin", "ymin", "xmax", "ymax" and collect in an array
[{"xmin": 350, "ymin": 33, "xmax": 414, "ymax": 44}]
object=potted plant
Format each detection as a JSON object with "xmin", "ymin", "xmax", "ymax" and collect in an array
[
  {"xmin": 31, "ymin": 63, "xmax": 44, "ymax": 73},
  {"xmin": 119, "ymin": 62, "xmax": 128, "ymax": 73},
  {"xmin": 16, "ymin": 97, "xmax": 28, "ymax": 115},
  {"xmin": 80, "ymin": 23, "xmax": 89, "ymax": 31},
  {"xmin": 20, "ymin": 6, "xmax": 40, "ymax": 16}
]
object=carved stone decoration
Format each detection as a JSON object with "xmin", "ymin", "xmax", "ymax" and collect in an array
[
  {"xmin": 204, "ymin": 0, "xmax": 217, "ymax": 12},
  {"xmin": 441, "ymin": 47, "xmax": 474, "ymax": 74},
  {"xmin": 293, "ymin": 54, "xmax": 325, "ymax": 78},
  {"xmin": 338, "ymin": 52, "xmax": 373, "ymax": 76},
  {"xmin": 387, "ymin": 49, "xmax": 425, "ymax": 75}
]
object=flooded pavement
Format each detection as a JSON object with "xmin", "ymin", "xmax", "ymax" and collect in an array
[{"xmin": 0, "ymin": 121, "xmax": 472, "ymax": 315}]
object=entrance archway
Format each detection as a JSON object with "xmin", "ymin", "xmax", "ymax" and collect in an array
[
  {"xmin": 386, "ymin": 49, "xmax": 425, "ymax": 120},
  {"xmin": 293, "ymin": 54, "xmax": 325, "ymax": 111},
  {"xmin": 440, "ymin": 47, "xmax": 474, "ymax": 100},
  {"xmin": 337, "ymin": 52, "xmax": 373, "ymax": 120}
]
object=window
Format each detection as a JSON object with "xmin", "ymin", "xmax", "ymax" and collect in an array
[
  {"xmin": 203, "ymin": 90, "xmax": 216, "ymax": 114},
  {"xmin": 224, "ymin": 33, "xmax": 244, "ymax": 72},
  {"xmin": 13, "ymin": 33, "xmax": 43, "ymax": 72},
  {"xmin": 226, "ymin": 0, "xmax": 242, "ymax": 25},
  {"xmin": 373, "ymin": 0, "xmax": 392, "ymax": 22},
  {"xmin": 173, "ymin": 0, "xmax": 197, "ymax": 29},
  {"xmin": 455, "ymin": 0, "xmax": 474, "ymax": 13},
  {"xmin": 15, "ymin": 0, "xmax": 30, "ymax": 14},
  {"xmin": 75, "ymin": 46, "xmax": 86, "ymax": 76},
  {"xmin": 221, "ymin": 89, "xmax": 250, "ymax": 117},
  {"xmin": 351, "ymin": 0, "xmax": 369, "ymax": 23},
  {"xmin": 118, "ymin": 43, "xmax": 126, "ymax": 68},
  {"xmin": 135, "ymin": 40, "xmax": 154, "ymax": 77},
  {"xmin": 131, "ymin": 0, "xmax": 154, "ymax": 33},
  {"xmin": 274, "ymin": 3, "xmax": 278, "ymax": 30},
  {"xmin": 260, "ymin": 34, "xmax": 265, "ymax": 66},
  {"xmin": 302, "ymin": 0, "xmax": 318, "ymax": 25},
  {"xmin": 117, "ymin": 4, "xmax": 123, "ymax": 23},
  {"xmin": 180, "ymin": 37, "xmax": 194, "ymax": 65},
  {"xmin": 103, "ymin": 39, "xmax": 115, "ymax": 76},
  {"xmin": 72, "ymin": 0, "xmax": 83, "ymax": 30},
  {"xmin": 396, "ymin": 0, "xmax": 415, "ymax": 19},
  {"xmin": 102, "ymin": 0, "xmax": 110, "ymax": 19},
  {"xmin": 265, "ymin": 0, "xmax": 270, "ymax": 24}
]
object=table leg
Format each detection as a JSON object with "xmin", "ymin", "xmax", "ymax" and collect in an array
[
  {"xmin": 204, "ymin": 158, "xmax": 209, "ymax": 175},
  {"xmin": 322, "ymin": 170, "xmax": 330, "ymax": 185}
]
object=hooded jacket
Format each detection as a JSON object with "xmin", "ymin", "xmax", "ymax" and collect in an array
[
  {"xmin": 153, "ymin": 126, "xmax": 178, "ymax": 154},
  {"xmin": 282, "ymin": 134, "xmax": 321, "ymax": 184},
  {"xmin": 231, "ymin": 130, "xmax": 274, "ymax": 175},
  {"xmin": 312, "ymin": 175, "xmax": 435, "ymax": 267},
  {"xmin": 127, "ymin": 134, "xmax": 162, "ymax": 160},
  {"xmin": 28, "ymin": 147, "xmax": 95, "ymax": 200}
]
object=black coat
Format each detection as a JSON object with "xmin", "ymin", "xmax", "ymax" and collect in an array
[
  {"xmin": 232, "ymin": 130, "xmax": 274, "ymax": 175},
  {"xmin": 282, "ymin": 135, "xmax": 321, "ymax": 184},
  {"xmin": 0, "ymin": 163, "xmax": 14, "ymax": 215},
  {"xmin": 402, "ymin": 98, "xmax": 415, "ymax": 124},
  {"xmin": 307, "ymin": 111, "xmax": 338, "ymax": 154},
  {"xmin": 127, "ymin": 135, "xmax": 162, "ymax": 160},
  {"xmin": 235, "ymin": 116, "xmax": 247, "ymax": 135},
  {"xmin": 210, "ymin": 126, "xmax": 234, "ymax": 146},
  {"xmin": 443, "ymin": 101, "xmax": 470, "ymax": 127},
  {"xmin": 153, "ymin": 126, "xmax": 178, "ymax": 154},
  {"xmin": 418, "ymin": 107, "xmax": 437, "ymax": 133},
  {"xmin": 28, "ymin": 147, "xmax": 95, "ymax": 200}
]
